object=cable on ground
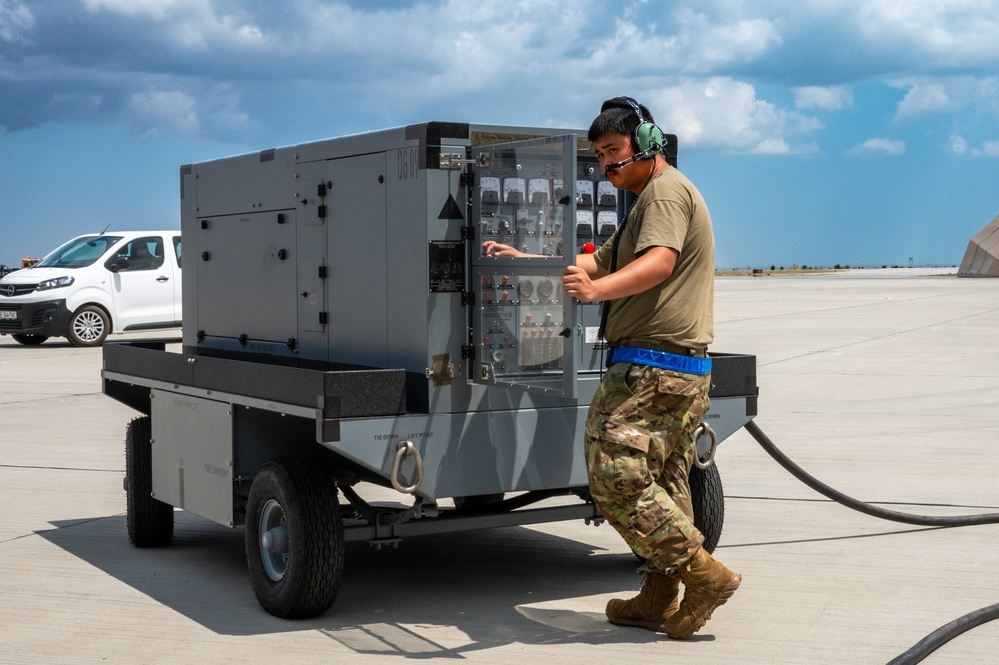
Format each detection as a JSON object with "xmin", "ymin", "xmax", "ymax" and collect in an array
[{"xmin": 743, "ymin": 420, "xmax": 999, "ymax": 664}]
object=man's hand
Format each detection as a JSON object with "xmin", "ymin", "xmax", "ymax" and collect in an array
[
  {"xmin": 564, "ymin": 246, "xmax": 679, "ymax": 303},
  {"xmin": 563, "ymin": 265, "xmax": 602, "ymax": 303},
  {"xmin": 481, "ymin": 241, "xmax": 524, "ymax": 258}
]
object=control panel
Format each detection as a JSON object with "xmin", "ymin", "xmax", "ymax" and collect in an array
[
  {"xmin": 469, "ymin": 133, "xmax": 619, "ymax": 396},
  {"xmin": 479, "ymin": 272, "xmax": 566, "ymax": 374}
]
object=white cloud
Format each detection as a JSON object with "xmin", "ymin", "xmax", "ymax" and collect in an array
[
  {"xmin": 856, "ymin": 0, "xmax": 999, "ymax": 67},
  {"xmin": 4, "ymin": 0, "xmax": 999, "ymax": 154},
  {"xmin": 977, "ymin": 141, "xmax": 999, "ymax": 157},
  {"xmin": 793, "ymin": 86, "xmax": 854, "ymax": 111},
  {"xmin": 950, "ymin": 134, "xmax": 968, "ymax": 154},
  {"xmin": 848, "ymin": 137, "xmax": 906, "ymax": 157},
  {"xmin": 947, "ymin": 134, "xmax": 999, "ymax": 157},
  {"xmin": 895, "ymin": 82, "xmax": 955, "ymax": 117},
  {"xmin": 127, "ymin": 90, "xmax": 198, "ymax": 137},
  {"xmin": 648, "ymin": 77, "xmax": 822, "ymax": 154},
  {"xmin": 677, "ymin": 11, "xmax": 781, "ymax": 72},
  {"xmin": 0, "ymin": 0, "xmax": 32, "ymax": 42},
  {"xmin": 893, "ymin": 77, "xmax": 999, "ymax": 121},
  {"xmin": 82, "ymin": 0, "xmax": 197, "ymax": 20},
  {"xmin": 84, "ymin": 0, "xmax": 266, "ymax": 50}
]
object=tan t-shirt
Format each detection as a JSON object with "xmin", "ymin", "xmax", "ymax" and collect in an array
[{"xmin": 592, "ymin": 166, "xmax": 714, "ymax": 350}]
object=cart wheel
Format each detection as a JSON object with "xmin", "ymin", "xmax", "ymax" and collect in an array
[
  {"xmin": 690, "ymin": 463, "xmax": 725, "ymax": 554},
  {"xmin": 245, "ymin": 456, "xmax": 344, "ymax": 619},
  {"xmin": 125, "ymin": 416, "xmax": 174, "ymax": 547}
]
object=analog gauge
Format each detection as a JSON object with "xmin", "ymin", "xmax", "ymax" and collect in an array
[
  {"xmin": 576, "ymin": 179, "xmax": 594, "ymax": 206},
  {"xmin": 481, "ymin": 176, "xmax": 500, "ymax": 214},
  {"xmin": 518, "ymin": 279, "xmax": 534, "ymax": 299},
  {"xmin": 576, "ymin": 210, "xmax": 594, "ymax": 238},
  {"xmin": 503, "ymin": 177, "xmax": 526, "ymax": 204},
  {"xmin": 481, "ymin": 176, "xmax": 500, "ymax": 195},
  {"xmin": 598, "ymin": 211, "xmax": 618, "ymax": 236},
  {"xmin": 537, "ymin": 278, "xmax": 554, "ymax": 300},
  {"xmin": 597, "ymin": 180, "xmax": 617, "ymax": 206},
  {"xmin": 528, "ymin": 178, "xmax": 550, "ymax": 205}
]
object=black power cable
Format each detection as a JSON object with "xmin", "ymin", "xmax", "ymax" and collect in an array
[
  {"xmin": 743, "ymin": 420, "xmax": 999, "ymax": 664},
  {"xmin": 744, "ymin": 421, "xmax": 999, "ymax": 528},
  {"xmin": 885, "ymin": 603, "xmax": 999, "ymax": 665}
]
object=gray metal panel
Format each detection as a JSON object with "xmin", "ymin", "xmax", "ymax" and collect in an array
[
  {"xmin": 323, "ymin": 394, "xmax": 753, "ymax": 500},
  {"xmin": 196, "ymin": 210, "xmax": 297, "ymax": 343},
  {"xmin": 326, "ymin": 153, "xmax": 389, "ymax": 368},
  {"xmin": 180, "ymin": 165, "xmax": 200, "ymax": 348},
  {"xmin": 294, "ymin": 126, "xmax": 415, "ymax": 164},
  {"xmin": 150, "ymin": 389, "xmax": 234, "ymax": 527},
  {"xmin": 191, "ymin": 148, "xmax": 297, "ymax": 217},
  {"xmin": 295, "ymin": 161, "xmax": 331, "ymax": 361},
  {"xmin": 384, "ymin": 146, "xmax": 433, "ymax": 375},
  {"xmin": 326, "ymin": 407, "xmax": 588, "ymax": 499},
  {"xmin": 698, "ymin": 396, "xmax": 753, "ymax": 458}
]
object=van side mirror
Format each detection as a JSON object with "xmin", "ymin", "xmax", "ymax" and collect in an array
[{"xmin": 109, "ymin": 256, "xmax": 131, "ymax": 272}]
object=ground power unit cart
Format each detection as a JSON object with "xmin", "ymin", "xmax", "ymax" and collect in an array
[{"xmin": 102, "ymin": 122, "xmax": 758, "ymax": 619}]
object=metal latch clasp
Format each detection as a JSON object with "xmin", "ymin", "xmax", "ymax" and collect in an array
[
  {"xmin": 426, "ymin": 353, "xmax": 454, "ymax": 386},
  {"xmin": 439, "ymin": 153, "xmax": 492, "ymax": 169}
]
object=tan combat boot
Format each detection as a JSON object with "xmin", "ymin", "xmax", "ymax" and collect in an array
[
  {"xmin": 663, "ymin": 548, "xmax": 741, "ymax": 639},
  {"xmin": 605, "ymin": 571, "xmax": 680, "ymax": 631}
]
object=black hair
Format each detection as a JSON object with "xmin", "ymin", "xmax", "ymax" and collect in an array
[{"xmin": 587, "ymin": 101, "xmax": 655, "ymax": 150}]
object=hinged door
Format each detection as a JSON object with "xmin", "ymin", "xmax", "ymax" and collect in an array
[{"xmin": 469, "ymin": 134, "xmax": 578, "ymax": 398}]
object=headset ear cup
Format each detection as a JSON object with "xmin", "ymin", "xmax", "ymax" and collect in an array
[{"xmin": 635, "ymin": 121, "xmax": 665, "ymax": 155}]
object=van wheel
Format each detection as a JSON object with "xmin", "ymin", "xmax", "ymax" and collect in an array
[
  {"xmin": 67, "ymin": 305, "xmax": 110, "ymax": 347},
  {"xmin": 12, "ymin": 334, "xmax": 48, "ymax": 345}
]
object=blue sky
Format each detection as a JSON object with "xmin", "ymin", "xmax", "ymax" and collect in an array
[{"xmin": 2, "ymin": 0, "xmax": 998, "ymax": 269}]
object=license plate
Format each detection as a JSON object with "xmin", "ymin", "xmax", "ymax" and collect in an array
[{"xmin": 0, "ymin": 310, "xmax": 17, "ymax": 320}]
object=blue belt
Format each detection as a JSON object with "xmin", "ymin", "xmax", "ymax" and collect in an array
[{"xmin": 607, "ymin": 346, "xmax": 712, "ymax": 375}]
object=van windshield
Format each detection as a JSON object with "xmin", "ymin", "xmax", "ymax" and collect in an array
[{"xmin": 35, "ymin": 235, "xmax": 124, "ymax": 269}]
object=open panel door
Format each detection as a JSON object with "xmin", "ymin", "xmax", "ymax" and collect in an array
[{"xmin": 470, "ymin": 134, "xmax": 578, "ymax": 398}]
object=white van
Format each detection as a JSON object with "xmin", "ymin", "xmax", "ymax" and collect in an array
[{"xmin": 0, "ymin": 231, "xmax": 182, "ymax": 347}]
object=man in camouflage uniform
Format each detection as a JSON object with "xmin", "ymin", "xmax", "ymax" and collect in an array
[{"xmin": 562, "ymin": 97, "xmax": 741, "ymax": 639}]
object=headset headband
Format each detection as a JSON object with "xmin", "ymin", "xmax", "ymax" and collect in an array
[
  {"xmin": 599, "ymin": 96, "xmax": 665, "ymax": 156},
  {"xmin": 600, "ymin": 96, "xmax": 648, "ymax": 124}
]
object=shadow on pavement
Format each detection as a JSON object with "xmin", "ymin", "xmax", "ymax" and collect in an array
[{"xmin": 39, "ymin": 510, "xmax": 672, "ymax": 656}]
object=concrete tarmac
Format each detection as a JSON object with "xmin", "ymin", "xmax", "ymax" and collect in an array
[{"xmin": 2, "ymin": 267, "xmax": 998, "ymax": 664}]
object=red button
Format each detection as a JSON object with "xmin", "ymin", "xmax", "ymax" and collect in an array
[{"xmin": 583, "ymin": 242, "xmax": 595, "ymax": 254}]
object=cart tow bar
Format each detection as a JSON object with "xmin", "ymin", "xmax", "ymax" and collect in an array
[
  {"xmin": 692, "ymin": 422, "xmax": 718, "ymax": 470},
  {"xmin": 390, "ymin": 440, "xmax": 424, "ymax": 494}
]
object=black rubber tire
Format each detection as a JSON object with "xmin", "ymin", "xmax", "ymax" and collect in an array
[
  {"xmin": 11, "ymin": 334, "xmax": 48, "ymax": 345},
  {"xmin": 245, "ymin": 456, "xmax": 344, "ymax": 619},
  {"xmin": 690, "ymin": 463, "xmax": 725, "ymax": 554},
  {"xmin": 67, "ymin": 304, "xmax": 110, "ymax": 347},
  {"xmin": 125, "ymin": 416, "xmax": 174, "ymax": 547}
]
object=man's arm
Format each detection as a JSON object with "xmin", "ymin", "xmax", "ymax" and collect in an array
[
  {"xmin": 574, "ymin": 252, "xmax": 607, "ymax": 280},
  {"xmin": 564, "ymin": 246, "xmax": 677, "ymax": 303}
]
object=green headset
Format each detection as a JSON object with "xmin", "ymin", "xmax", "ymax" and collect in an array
[{"xmin": 600, "ymin": 96, "xmax": 666, "ymax": 159}]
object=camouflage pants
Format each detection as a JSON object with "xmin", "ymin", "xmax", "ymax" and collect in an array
[{"xmin": 584, "ymin": 362, "xmax": 711, "ymax": 574}]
